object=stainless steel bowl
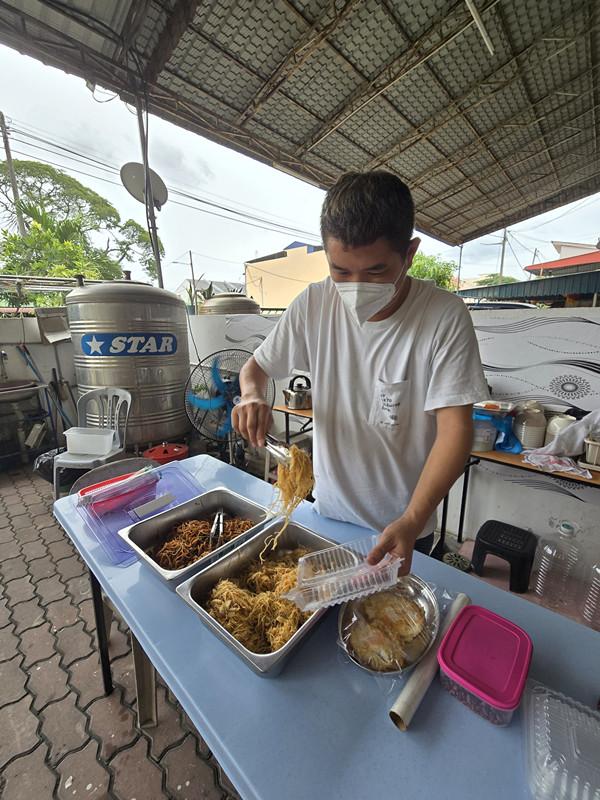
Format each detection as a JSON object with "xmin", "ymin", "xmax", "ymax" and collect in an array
[
  {"xmin": 118, "ymin": 488, "xmax": 268, "ymax": 585},
  {"xmin": 337, "ymin": 574, "xmax": 440, "ymax": 676},
  {"xmin": 176, "ymin": 520, "xmax": 335, "ymax": 677}
]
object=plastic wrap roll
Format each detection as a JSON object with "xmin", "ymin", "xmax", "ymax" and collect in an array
[{"xmin": 389, "ymin": 592, "xmax": 471, "ymax": 731}]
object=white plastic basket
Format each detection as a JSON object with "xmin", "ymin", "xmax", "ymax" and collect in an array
[
  {"xmin": 64, "ymin": 427, "xmax": 115, "ymax": 456},
  {"xmin": 584, "ymin": 438, "xmax": 600, "ymax": 467}
]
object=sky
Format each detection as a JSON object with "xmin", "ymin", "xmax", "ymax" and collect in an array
[{"xmin": 1, "ymin": 43, "xmax": 599, "ymax": 291}]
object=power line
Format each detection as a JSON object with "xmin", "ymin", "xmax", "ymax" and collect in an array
[
  {"xmin": 9, "ymin": 117, "xmax": 320, "ymax": 232},
  {"xmin": 244, "ymin": 263, "xmax": 316, "ymax": 284},
  {"xmin": 517, "ymin": 194, "xmax": 599, "ymax": 231},
  {"xmin": 6, "ymin": 145, "xmax": 322, "ymax": 241}
]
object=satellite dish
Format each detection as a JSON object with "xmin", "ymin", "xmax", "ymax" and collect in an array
[{"xmin": 120, "ymin": 162, "xmax": 168, "ymax": 210}]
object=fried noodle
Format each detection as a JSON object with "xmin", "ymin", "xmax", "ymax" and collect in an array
[{"xmin": 153, "ymin": 517, "xmax": 255, "ymax": 570}]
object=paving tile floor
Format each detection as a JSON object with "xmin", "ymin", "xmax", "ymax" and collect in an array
[{"xmin": 0, "ymin": 466, "xmax": 242, "ymax": 800}]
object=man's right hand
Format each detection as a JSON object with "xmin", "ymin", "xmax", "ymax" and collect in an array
[{"xmin": 232, "ymin": 397, "xmax": 272, "ymax": 448}]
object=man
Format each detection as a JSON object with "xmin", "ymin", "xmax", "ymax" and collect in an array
[{"xmin": 232, "ymin": 171, "xmax": 488, "ymax": 574}]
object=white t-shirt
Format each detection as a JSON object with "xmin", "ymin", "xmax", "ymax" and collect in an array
[{"xmin": 254, "ymin": 277, "xmax": 488, "ymax": 537}]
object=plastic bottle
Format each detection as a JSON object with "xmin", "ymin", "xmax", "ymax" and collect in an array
[
  {"xmin": 532, "ymin": 521, "xmax": 580, "ymax": 608},
  {"xmin": 581, "ymin": 563, "xmax": 600, "ymax": 630}
]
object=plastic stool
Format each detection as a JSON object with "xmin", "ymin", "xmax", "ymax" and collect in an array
[{"xmin": 471, "ymin": 520, "xmax": 537, "ymax": 594}]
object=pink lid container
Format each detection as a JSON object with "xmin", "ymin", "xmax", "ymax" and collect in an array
[{"xmin": 438, "ymin": 605, "xmax": 533, "ymax": 711}]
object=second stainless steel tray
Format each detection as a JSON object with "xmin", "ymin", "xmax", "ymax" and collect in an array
[
  {"xmin": 176, "ymin": 520, "xmax": 335, "ymax": 677},
  {"xmin": 119, "ymin": 488, "xmax": 269, "ymax": 585}
]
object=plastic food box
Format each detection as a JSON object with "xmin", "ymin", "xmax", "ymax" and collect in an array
[
  {"xmin": 65, "ymin": 426, "xmax": 115, "ymax": 455},
  {"xmin": 284, "ymin": 534, "xmax": 403, "ymax": 612},
  {"xmin": 437, "ymin": 605, "xmax": 532, "ymax": 726},
  {"xmin": 76, "ymin": 462, "xmax": 202, "ymax": 565},
  {"xmin": 525, "ymin": 682, "xmax": 600, "ymax": 800},
  {"xmin": 473, "ymin": 401, "xmax": 515, "ymax": 416}
]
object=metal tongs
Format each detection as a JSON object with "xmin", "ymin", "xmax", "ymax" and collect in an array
[
  {"xmin": 209, "ymin": 508, "xmax": 224, "ymax": 550},
  {"xmin": 265, "ymin": 433, "xmax": 291, "ymax": 464}
]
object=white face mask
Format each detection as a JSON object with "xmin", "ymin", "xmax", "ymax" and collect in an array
[{"xmin": 334, "ymin": 280, "xmax": 398, "ymax": 326}]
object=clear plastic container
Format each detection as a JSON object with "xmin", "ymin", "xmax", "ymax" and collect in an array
[
  {"xmin": 584, "ymin": 437, "xmax": 600, "ymax": 467},
  {"xmin": 525, "ymin": 682, "xmax": 600, "ymax": 800},
  {"xmin": 532, "ymin": 521, "xmax": 580, "ymax": 608},
  {"xmin": 283, "ymin": 535, "xmax": 403, "ymax": 612},
  {"xmin": 581, "ymin": 563, "xmax": 600, "ymax": 630},
  {"xmin": 437, "ymin": 605, "xmax": 532, "ymax": 726},
  {"xmin": 76, "ymin": 462, "xmax": 203, "ymax": 565},
  {"xmin": 64, "ymin": 426, "xmax": 115, "ymax": 455},
  {"xmin": 472, "ymin": 418, "xmax": 497, "ymax": 452},
  {"xmin": 473, "ymin": 400, "xmax": 515, "ymax": 416}
]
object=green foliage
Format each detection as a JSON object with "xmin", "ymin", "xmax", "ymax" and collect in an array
[
  {"xmin": 115, "ymin": 219, "xmax": 163, "ymax": 281},
  {"xmin": 0, "ymin": 160, "xmax": 119, "ymax": 232},
  {"xmin": 475, "ymin": 273, "xmax": 520, "ymax": 286},
  {"xmin": 198, "ymin": 281, "xmax": 215, "ymax": 303},
  {"xmin": 0, "ymin": 161, "xmax": 164, "ymax": 295},
  {"xmin": 408, "ymin": 253, "xmax": 456, "ymax": 290}
]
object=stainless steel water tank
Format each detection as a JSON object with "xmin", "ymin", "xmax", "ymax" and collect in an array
[
  {"xmin": 198, "ymin": 293, "xmax": 260, "ymax": 315},
  {"xmin": 66, "ymin": 282, "xmax": 190, "ymax": 446}
]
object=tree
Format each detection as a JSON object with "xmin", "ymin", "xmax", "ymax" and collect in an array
[
  {"xmin": 0, "ymin": 160, "xmax": 162, "ymax": 281},
  {"xmin": 0, "ymin": 160, "xmax": 118, "ymax": 232},
  {"xmin": 408, "ymin": 253, "xmax": 456, "ymax": 290},
  {"xmin": 475, "ymin": 273, "xmax": 520, "ymax": 286}
]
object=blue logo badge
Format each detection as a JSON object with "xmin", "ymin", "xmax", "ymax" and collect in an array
[{"xmin": 81, "ymin": 332, "xmax": 178, "ymax": 356}]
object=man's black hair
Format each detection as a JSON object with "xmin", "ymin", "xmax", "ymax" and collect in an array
[{"xmin": 320, "ymin": 171, "xmax": 415, "ymax": 255}]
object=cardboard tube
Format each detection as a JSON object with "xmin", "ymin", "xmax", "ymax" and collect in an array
[{"xmin": 389, "ymin": 592, "xmax": 471, "ymax": 731}]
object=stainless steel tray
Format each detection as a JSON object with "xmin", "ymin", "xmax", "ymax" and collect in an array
[
  {"xmin": 338, "ymin": 574, "xmax": 440, "ymax": 676},
  {"xmin": 176, "ymin": 520, "xmax": 335, "ymax": 677},
  {"xmin": 118, "ymin": 488, "xmax": 269, "ymax": 585}
]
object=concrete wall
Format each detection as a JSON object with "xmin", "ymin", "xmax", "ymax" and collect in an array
[
  {"xmin": 446, "ymin": 307, "xmax": 600, "ymax": 559},
  {"xmin": 0, "ymin": 317, "xmax": 76, "ymax": 387}
]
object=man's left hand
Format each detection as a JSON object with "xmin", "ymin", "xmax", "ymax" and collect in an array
[{"xmin": 366, "ymin": 516, "xmax": 421, "ymax": 575}]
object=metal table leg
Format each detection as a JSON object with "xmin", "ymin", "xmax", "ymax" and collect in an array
[
  {"xmin": 432, "ymin": 495, "xmax": 449, "ymax": 560},
  {"xmin": 285, "ymin": 412, "xmax": 290, "ymax": 446},
  {"xmin": 457, "ymin": 458, "xmax": 479, "ymax": 544},
  {"xmin": 132, "ymin": 635, "xmax": 157, "ymax": 728},
  {"xmin": 89, "ymin": 569, "xmax": 113, "ymax": 695}
]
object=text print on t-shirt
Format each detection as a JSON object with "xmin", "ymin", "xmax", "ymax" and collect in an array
[{"xmin": 369, "ymin": 379, "xmax": 410, "ymax": 427}]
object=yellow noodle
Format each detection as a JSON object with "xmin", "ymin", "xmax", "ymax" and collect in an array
[
  {"xmin": 260, "ymin": 446, "xmax": 313, "ymax": 561},
  {"xmin": 204, "ymin": 548, "xmax": 310, "ymax": 654}
]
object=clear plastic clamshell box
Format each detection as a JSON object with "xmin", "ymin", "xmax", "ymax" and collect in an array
[
  {"xmin": 284, "ymin": 534, "xmax": 403, "ymax": 612},
  {"xmin": 526, "ymin": 682, "xmax": 600, "ymax": 800},
  {"xmin": 76, "ymin": 462, "xmax": 202, "ymax": 566}
]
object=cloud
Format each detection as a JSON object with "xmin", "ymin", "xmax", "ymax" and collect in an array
[{"xmin": 150, "ymin": 136, "xmax": 214, "ymax": 184}]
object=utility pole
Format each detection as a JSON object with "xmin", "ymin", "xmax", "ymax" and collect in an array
[
  {"xmin": 188, "ymin": 250, "xmax": 197, "ymax": 313},
  {"xmin": 499, "ymin": 228, "xmax": 508, "ymax": 278},
  {"xmin": 0, "ymin": 112, "xmax": 26, "ymax": 235},
  {"xmin": 456, "ymin": 243, "xmax": 464, "ymax": 291},
  {"xmin": 134, "ymin": 96, "xmax": 164, "ymax": 288}
]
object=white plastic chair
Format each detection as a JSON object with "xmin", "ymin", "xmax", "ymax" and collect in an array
[{"xmin": 53, "ymin": 387, "xmax": 132, "ymax": 500}]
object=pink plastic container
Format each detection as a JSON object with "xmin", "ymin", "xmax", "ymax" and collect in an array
[{"xmin": 437, "ymin": 605, "xmax": 533, "ymax": 726}]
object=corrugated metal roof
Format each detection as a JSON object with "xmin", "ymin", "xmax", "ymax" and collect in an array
[
  {"xmin": 1, "ymin": 0, "xmax": 599, "ymax": 245},
  {"xmin": 457, "ymin": 270, "xmax": 600, "ymax": 300},
  {"xmin": 525, "ymin": 250, "xmax": 600, "ymax": 273}
]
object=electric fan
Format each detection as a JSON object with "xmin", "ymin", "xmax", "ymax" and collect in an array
[{"xmin": 184, "ymin": 349, "xmax": 275, "ymax": 464}]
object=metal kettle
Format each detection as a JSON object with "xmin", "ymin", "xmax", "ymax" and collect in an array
[{"xmin": 282, "ymin": 376, "xmax": 312, "ymax": 410}]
